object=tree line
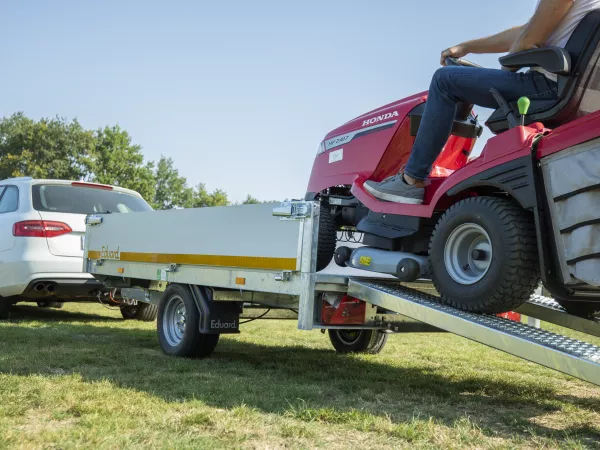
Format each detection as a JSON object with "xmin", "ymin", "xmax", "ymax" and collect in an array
[{"xmin": 0, "ymin": 113, "xmax": 262, "ymax": 209}]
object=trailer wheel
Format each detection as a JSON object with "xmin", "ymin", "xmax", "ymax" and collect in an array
[
  {"xmin": 157, "ymin": 285, "xmax": 220, "ymax": 358},
  {"xmin": 121, "ymin": 303, "xmax": 158, "ymax": 322},
  {"xmin": 328, "ymin": 329, "xmax": 388, "ymax": 354},
  {"xmin": 317, "ymin": 208, "xmax": 337, "ymax": 272},
  {"xmin": 429, "ymin": 197, "xmax": 540, "ymax": 313}
]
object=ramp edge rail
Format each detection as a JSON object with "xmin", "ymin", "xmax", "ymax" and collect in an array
[
  {"xmin": 347, "ymin": 280, "xmax": 600, "ymax": 386},
  {"xmin": 517, "ymin": 295, "xmax": 600, "ymax": 338}
]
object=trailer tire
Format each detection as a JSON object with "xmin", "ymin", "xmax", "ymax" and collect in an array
[
  {"xmin": 317, "ymin": 208, "xmax": 337, "ymax": 272},
  {"xmin": 429, "ymin": 197, "xmax": 540, "ymax": 314},
  {"xmin": 121, "ymin": 303, "xmax": 158, "ymax": 322},
  {"xmin": 157, "ymin": 285, "xmax": 220, "ymax": 358},
  {"xmin": 328, "ymin": 329, "xmax": 388, "ymax": 354}
]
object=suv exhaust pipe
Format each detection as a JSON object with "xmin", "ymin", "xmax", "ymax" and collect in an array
[
  {"xmin": 32, "ymin": 282, "xmax": 57, "ymax": 294},
  {"xmin": 33, "ymin": 282, "xmax": 47, "ymax": 292}
]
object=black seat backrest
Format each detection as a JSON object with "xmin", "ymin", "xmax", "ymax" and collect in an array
[{"xmin": 486, "ymin": 9, "xmax": 600, "ymax": 133}]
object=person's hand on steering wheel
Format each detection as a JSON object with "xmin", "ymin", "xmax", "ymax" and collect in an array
[{"xmin": 440, "ymin": 45, "xmax": 468, "ymax": 66}]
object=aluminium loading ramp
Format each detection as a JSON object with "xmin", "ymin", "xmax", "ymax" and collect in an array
[{"xmin": 347, "ymin": 279, "xmax": 600, "ymax": 386}]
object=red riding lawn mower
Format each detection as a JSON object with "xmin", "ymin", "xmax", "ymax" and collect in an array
[{"xmin": 306, "ymin": 11, "xmax": 600, "ymax": 318}]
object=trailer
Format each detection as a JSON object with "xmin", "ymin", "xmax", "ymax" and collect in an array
[{"xmin": 83, "ymin": 201, "xmax": 600, "ymax": 386}]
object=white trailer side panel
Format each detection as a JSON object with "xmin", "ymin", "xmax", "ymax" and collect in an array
[{"xmin": 86, "ymin": 203, "xmax": 302, "ymax": 271}]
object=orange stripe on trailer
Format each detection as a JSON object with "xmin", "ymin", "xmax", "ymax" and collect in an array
[{"xmin": 87, "ymin": 250, "xmax": 297, "ymax": 271}]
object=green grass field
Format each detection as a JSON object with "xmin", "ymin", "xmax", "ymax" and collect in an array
[{"xmin": 0, "ymin": 302, "xmax": 599, "ymax": 449}]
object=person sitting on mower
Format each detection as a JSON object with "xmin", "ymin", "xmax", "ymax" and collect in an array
[{"xmin": 365, "ymin": 0, "xmax": 600, "ymax": 205}]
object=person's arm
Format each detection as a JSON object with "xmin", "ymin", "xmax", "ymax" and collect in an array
[
  {"xmin": 509, "ymin": 0, "xmax": 574, "ymax": 54},
  {"xmin": 441, "ymin": 26, "xmax": 525, "ymax": 65}
]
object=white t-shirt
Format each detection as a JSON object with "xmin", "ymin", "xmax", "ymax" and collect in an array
[
  {"xmin": 537, "ymin": 0, "xmax": 600, "ymax": 48},
  {"xmin": 533, "ymin": 0, "xmax": 600, "ymax": 80}
]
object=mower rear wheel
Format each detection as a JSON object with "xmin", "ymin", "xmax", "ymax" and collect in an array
[
  {"xmin": 317, "ymin": 207, "xmax": 337, "ymax": 272},
  {"xmin": 328, "ymin": 329, "xmax": 388, "ymax": 354},
  {"xmin": 429, "ymin": 197, "xmax": 540, "ymax": 314}
]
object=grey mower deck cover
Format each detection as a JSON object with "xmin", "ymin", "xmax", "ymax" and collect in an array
[{"xmin": 543, "ymin": 137, "xmax": 600, "ymax": 287}]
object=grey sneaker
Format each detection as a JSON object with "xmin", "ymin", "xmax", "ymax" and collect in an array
[{"xmin": 364, "ymin": 174, "xmax": 425, "ymax": 204}]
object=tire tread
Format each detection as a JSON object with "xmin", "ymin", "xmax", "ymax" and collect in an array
[
  {"xmin": 328, "ymin": 329, "xmax": 388, "ymax": 354},
  {"xmin": 317, "ymin": 207, "xmax": 337, "ymax": 272},
  {"xmin": 430, "ymin": 196, "xmax": 540, "ymax": 313}
]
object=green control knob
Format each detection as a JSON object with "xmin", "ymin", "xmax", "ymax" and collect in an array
[{"xmin": 517, "ymin": 97, "xmax": 531, "ymax": 126}]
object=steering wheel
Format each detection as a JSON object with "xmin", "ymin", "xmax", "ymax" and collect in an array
[{"xmin": 445, "ymin": 57, "xmax": 483, "ymax": 68}]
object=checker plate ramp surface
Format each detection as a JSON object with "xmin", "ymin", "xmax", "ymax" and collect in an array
[
  {"xmin": 348, "ymin": 280, "xmax": 600, "ymax": 386},
  {"xmin": 517, "ymin": 295, "xmax": 600, "ymax": 338}
]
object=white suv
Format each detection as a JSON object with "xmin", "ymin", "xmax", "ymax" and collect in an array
[{"xmin": 0, "ymin": 178, "xmax": 156, "ymax": 320}]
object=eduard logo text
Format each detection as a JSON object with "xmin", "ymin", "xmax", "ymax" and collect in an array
[{"xmin": 101, "ymin": 246, "xmax": 121, "ymax": 260}]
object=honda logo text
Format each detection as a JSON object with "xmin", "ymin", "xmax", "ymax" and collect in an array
[{"xmin": 363, "ymin": 111, "xmax": 399, "ymax": 127}]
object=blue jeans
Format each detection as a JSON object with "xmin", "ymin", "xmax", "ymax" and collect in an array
[{"xmin": 404, "ymin": 66, "xmax": 559, "ymax": 181}]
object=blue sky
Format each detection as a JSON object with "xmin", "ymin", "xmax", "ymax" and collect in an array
[{"xmin": 1, "ymin": 0, "xmax": 536, "ymax": 202}]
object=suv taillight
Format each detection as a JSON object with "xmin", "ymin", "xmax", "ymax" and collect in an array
[{"xmin": 13, "ymin": 221, "xmax": 72, "ymax": 238}]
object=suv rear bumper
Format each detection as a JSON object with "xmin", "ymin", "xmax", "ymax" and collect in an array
[
  {"xmin": 18, "ymin": 277, "xmax": 105, "ymax": 300},
  {"xmin": 0, "ymin": 257, "xmax": 100, "ymax": 298}
]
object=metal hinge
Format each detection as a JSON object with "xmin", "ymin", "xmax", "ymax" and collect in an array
[
  {"xmin": 85, "ymin": 215, "xmax": 103, "ymax": 226},
  {"xmin": 272, "ymin": 202, "xmax": 312, "ymax": 220},
  {"xmin": 275, "ymin": 271, "xmax": 292, "ymax": 282},
  {"xmin": 165, "ymin": 263, "xmax": 179, "ymax": 272}
]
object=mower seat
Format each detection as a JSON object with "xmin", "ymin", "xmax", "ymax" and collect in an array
[{"xmin": 486, "ymin": 10, "xmax": 600, "ymax": 134}]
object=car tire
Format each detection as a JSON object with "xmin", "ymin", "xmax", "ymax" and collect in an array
[
  {"xmin": 121, "ymin": 303, "xmax": 158, "ymax": 322},
  {"xmin": 328, "ymin": 329, "xmax": 388, "ymax": 354},
  {"xmin": 0, "ymin": 298, "xmax": 11, "ymax": 320},
  {"xmin": 429, "ymin": 197, "xmax": 540, "ymax": 314},
  {"xmin": 157, "ymin": 284, "xmax": 220, "ymax": 358},
  {"xmin": 37, "ymin": 301, "xmax": 64, "ymax": 309}
]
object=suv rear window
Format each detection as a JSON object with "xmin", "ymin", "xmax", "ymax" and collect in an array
[{"xmin": 32, "ymin": 184, "xmax": 152, "ymax": 214}]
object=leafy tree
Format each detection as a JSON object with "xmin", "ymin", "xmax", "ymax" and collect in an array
[
  {"xmin": 152, "ymin": 156, "xmax": 193, "ymax": 209},
  {"xmin": 0, "ymin": 113, "xmax": 268, "ymax": 210},
  {"xmin": 242, "ymin": 194, "xmax": 260, "ymax": 204},
  {"xmin": 0, "ymin": 112, "xmax": 94, "ymax": 180},
  {"xmin": 191, "ymin": 183, "xmax": 229, "ymax": 208},
  {"xmin": 90, "ymin": 125, "xmax": 155, "ymax": 202}
]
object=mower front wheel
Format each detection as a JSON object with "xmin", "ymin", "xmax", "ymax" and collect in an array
[
  {"xmin": 316, "ymin": 207, "xmax": 337, "ymax": 272},
  {"xmin": 429, "ymin": 197, "xmax": 540, "ymax": 314}
]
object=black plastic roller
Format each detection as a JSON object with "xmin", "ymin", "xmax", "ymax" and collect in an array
[
  {"xmin": 396, "ymin": 258, "xmax": 421, "ymax": 282},
  {"xmin": 334, "ymin": 246, "xmax": 353, "ymax": 268}
]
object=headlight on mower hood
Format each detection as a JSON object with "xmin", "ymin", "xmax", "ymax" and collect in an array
[{"xmin": 316, "ymin": 142, "xmax": 325, "ymax": 155}]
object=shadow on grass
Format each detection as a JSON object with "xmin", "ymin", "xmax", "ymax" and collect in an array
[
  {"xmin": 5, "ymin": 303, "xmax": 123, "ymax": 323},
  {"xmin": 1, "ymin": 311, "xmax": 599, "ymax": 444}
]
